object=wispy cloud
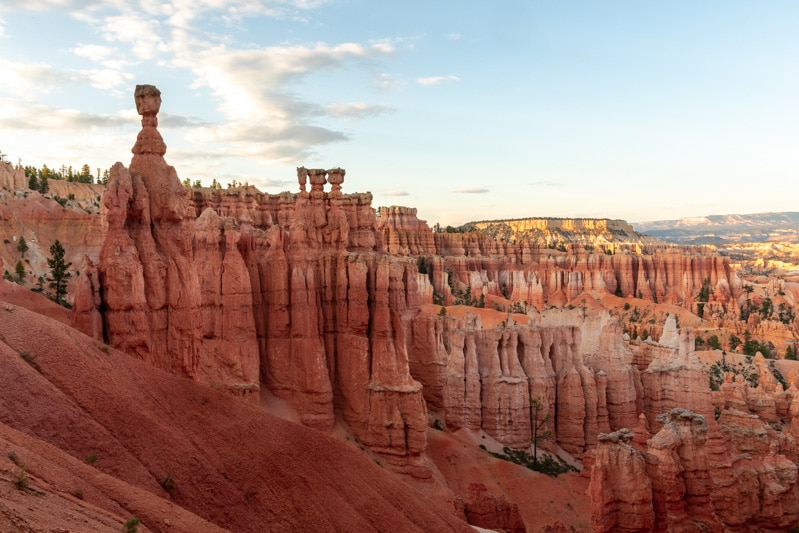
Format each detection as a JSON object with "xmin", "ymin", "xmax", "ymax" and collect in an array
[
  {"xmin": 1, "ymin": 0, "xmax": 107, "ymax": 9},
  {"xmin": 447, "ymin": 33, "xmax": 461, "ymax": 40},
  {"xmin": 453, "ymin": 187, "xmax": 489, "ymax": 194},
  {"xmin": 528, "ymin": 181, "xmax": 562, "ymax": 187},
  {"xmin": 159, "ymin": 113, "xmax": 211, "ymax": 128},
  {"xmin": 0, "ymin": 58, "xmax": 68, "ymax": 98},
  {"xmin": 326, "ymin": 102, "xmax": 393, "ymax": 119},
  {"xmin": 416, "ymin": 75, "xmax": 460, "ymax": 86},
  {"xmin": 0, "ymin": 100, "xmax": 131, "ymax": 130},
  {"xmin": 168, "ymin": 38, "xmax": 395, "ymax": 161},
  {"xmin": 72, "ymin": 43, "xmax": 116, "ymax": 62},
  {"xmin": 259, "ymin": 177, "xmax": 294, "ymax": 188},
  {"xmin": 374, "ymin": 72, "xmax": 400, "ymax": 91},
  {"xmin": 72, "ymin": 68, "xmax": 134, "ymax": 91},
  {"xmin": 383, "ymin": 189, "xmax": 409, "ymax": 197},
  {"xmin": 1, "ymin": 0, "xmax": 394, "ymax": 164}
]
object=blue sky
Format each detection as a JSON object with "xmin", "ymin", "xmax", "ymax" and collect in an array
[{"xmin": 1, "ymin": 1, "xmax": 798, "ymax": 226}]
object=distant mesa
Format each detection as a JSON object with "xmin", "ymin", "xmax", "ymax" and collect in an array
[{"xmin": 634, "ymin": 211, "xmax": 799, "ymax": 245}]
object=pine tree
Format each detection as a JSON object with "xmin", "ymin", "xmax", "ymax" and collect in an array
[
  {"xmin": 787, "ymin": 345, "xmax": 796, "ymax": 361},
  {"xmin": 14, "ymin": 260, "xmax": 25, "ymax": 282},
  {"xmin": 529, "ymin": 396, "xmax": 553, "ymax": 466},
  {"xmin": 79, "ymin": 163, "xmax": 92, "ymax": 183},
  {"xmin": 47, "ymin": 240, "xmax": 72, "ymax": 305},
  {"xmin": 16, "ymin": 236, "xmax": 28, "ymax": 257}
]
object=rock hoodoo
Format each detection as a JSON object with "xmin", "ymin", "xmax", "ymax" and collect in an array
[
  {"xmin": 66, "ymin": 85, "xmax": 799, "ymax": 531},
  {"xmin": 76, "ymin": 86, "xmax": 429, "ymax": 475}
]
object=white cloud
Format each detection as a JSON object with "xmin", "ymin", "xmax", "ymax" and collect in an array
[
  {"xmin": 416, "ymin": 75, "xmax": 460, "ymax": 86},
  {"xmin": 72, "ymin": 44, "xmax": 116, "ymax": 62},
  {"xmin": 101, "ymin": 13, "xmax": 166, "ymax": 59},
  {"xmin": 0, "ymin": 59, "xmax": 68, "ymax": 99},
  {"xmin": 383, "ymin": 189, "xmax": 409, "ymax": 197},
  {"xmin": 374, "ymin": 72, "xmax": 400, "ymax": 91},
  {"xmin": 2, "ymin": 0, "xmax": 396, "ymax": 166},
  {"xmin": 447, "ymin": 33, "xmax": 461, "ymax": 40},
  {"xmin": 326, "ymin": 102, "xmax": 392, "ymax": 119},
  {"xmin": 178, "ymin": 41, "xmax": 392, "ymax": 121},
  {"xmin": 71, "ymin": 43, "xmax": 133, "ymax": 70},
  {"xmin": 0, "ymin": 0, "xmax": 108, "ymax": 9},
  {"xmin": 453, "ymin": 187, "xmax": 489, "ymax": 194},
  {"xmin": 159, "ymin": 113, "xmax": 211, "ymax": 128},
  {"xmin": 0, "ymin": 57, "xmax": 131, "ymax": 99},
  {"xmin": 0, "ymin": 100, "xmax": 132, "ymax": 130},
  {"xmin": 168, "ymin": 38, "xmax": 395, "ymax": 160},
  {"xmin": 72, "ymin": 68, "xmax": 134, "ymax": 91}
]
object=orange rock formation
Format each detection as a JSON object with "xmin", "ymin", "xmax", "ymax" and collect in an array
[
  {"xmin": 75, "ymin": 85, "xmax": 429, "ymax": 476},
  {"xmin": 55, "ymin": 85, "xmax": 799, "ymax": 531}
]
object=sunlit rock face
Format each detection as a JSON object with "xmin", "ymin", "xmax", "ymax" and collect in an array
[
  {"xmin": 74, "ymin": 85, "xmax": 430, "ymax": 476},
  {"xmin": 377, "ymin": 208, "xmax": 742, "ymax": 315}
]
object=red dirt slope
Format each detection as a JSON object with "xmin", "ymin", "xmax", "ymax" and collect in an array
[{"xmin": 0, "ymin": 300, "xmax": 472, "ymax": 532}]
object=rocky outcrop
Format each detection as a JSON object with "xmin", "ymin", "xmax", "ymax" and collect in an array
[
  {"xmin": 375, "ymin": 206, "xmax": 742, "ymax": 314},
  {"xmin": 460, "ymin": 482, "xmax": 526, "ymax": 533},
  {"xmin": 70, "ymin": 255, "xmax": 103, "ymax": 339},
  {"xmin": 61, "ymin": 85, "xmax": 799, "ymax": 526},
  {"xmin": 377, "ymin": 205, "xmax": 436, "ymax": 255},
  {"xmin": 591, "ymin": 410, "xmax": 723, "ymax": 533},
  {"xmin": 589, "ymin": 428, "xmax": 654, "ymax": 533},
  {"xmin": 0, "ymin": 162, "xmax": 28, "ymax": 190},
  {"xmin": 407, "ymin": 307, "xmax": 641, "ymax": 455},
  {"xmin": 645, "ymin": 409, "xmax": 723, "ymax": 533},
  {"xmin": 0, "ymin": 169, "xmax": 105, "ymax": 292},
  {"xmin": 640, "ymin": 326, "xmax": 715, "ymax": 433},
  {"xmin": 73, "ymin": 86, "xmax": 429, "ymax": 476},
  {"xmin": 589, "ymin": 306, "xmax": 799, "ymax": 532},
  {"xmin": 592, "ymin": 405, "xmax": 799, "ymax": 532},
  {"xmin": 99, "ymin": 86, "xmax": 211, "ymax": 385},
  {"xmin": 464, "ymin": 217, "xmax": 659, "ymax": 250}
]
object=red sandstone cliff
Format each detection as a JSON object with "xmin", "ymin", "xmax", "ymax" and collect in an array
[
  {"xmin": 74, "ymin": 86, "xmax": 429, "ymax": 477},
  {"xmin": 0, "ymin": 162, "xmax": 105, "ymax": 291},
  {"xmin": 58, "ymin": 86, "xmax": 799, "ymax": 531},
  {"xmin": 588, "ymin": 316, "xmax": 799, "ymax": 531},
  {"xmin": 377, "ymin": 205, "xmax": 743, "ymax": 315}
]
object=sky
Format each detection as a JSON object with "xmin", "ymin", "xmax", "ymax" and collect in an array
[{"xmin": 1, "ymin": 1, "xmax": 798, "ymax": 227}]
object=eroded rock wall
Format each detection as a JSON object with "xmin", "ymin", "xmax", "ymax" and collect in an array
[
  {"xmin": 379, "ymin": 206, "xmax": 742, "ymax": 314},
  {"xmin": 74, "ymin": 86, "xmax": 429, "ymax": 475}
]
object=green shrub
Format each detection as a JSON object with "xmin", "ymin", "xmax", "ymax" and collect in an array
[
  {"xmin": 485, "ymin": 446, "xmax": 577, "ymax": 477},
  {"xmin": 123, "ymin": 517, "xmax": 140, "ymax": 533},
  {"xmin": 159, "ymin": 473, "xmax": 175, "ymax": 495},
  {"xmin": 707, "ymin": 335, "xmax": 722, "ymax": 350},
  {"xmin": 709, "ymin": 360, "xmax": 759, "ymax": 390},
  {"xmin": 14, "ymin": 463, "xmax": 29, "ymax": 491}
]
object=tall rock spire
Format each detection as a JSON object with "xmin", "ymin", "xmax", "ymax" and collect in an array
[{"xmin": 132, "ymin": 84, "xmax": 166, "ymax": 156}]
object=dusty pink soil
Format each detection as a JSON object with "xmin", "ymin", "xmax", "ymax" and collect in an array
[
  {"xmin": 0, "ymin": 299, "xmax": 472, "ymax": 532},
  {"xmin": 427, "ymin": 429, "xmax": 591, "ymax": 532}
]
